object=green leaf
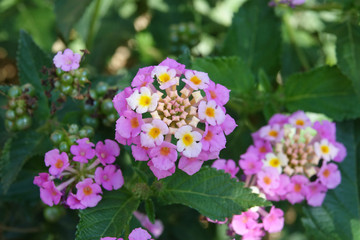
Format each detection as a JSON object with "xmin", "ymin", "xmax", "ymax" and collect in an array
[
  {"xmin": 302, "ymin": 121, "xmax": 360, "ymax": 240},
  {"xmin": 284, "ymin": 66, "xmax": 360, "ymax": 121},
  {"xmin": 76, "ymin": 189, "xmax": 140, "ymax": 240},
  {"xmin": 158, "ymin": 167, "xmax": 270, "ymax": 221},
  {"xmin": 87, "ymin": 7, "xmax": 135, "ymax": 70},
  {"xmin": 192, "ymin": 57, "xmax": 256, "ymax": 95},
  {"xmin": 328, "ymin": 22, "xmax": 360, "ymax": 95},
  {"xmin": 17, "ymin": 30, "xmax": 51, "ymax": 128},
  {"xmin": 145, "ymin": 198, "xmax": 155, "ymax": 224},
  {"xmin": 222, "ymin": 0, "xmax": 281, "ymax": 78},
  {"xmin": 0, "ymin": 130, "xmax": 47, "ymax": 193},
  {"xmin": 54, "ymin": 0, "xmax": 92, "ymax": 41}
]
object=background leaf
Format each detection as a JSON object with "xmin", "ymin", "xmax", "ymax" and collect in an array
[
  {"xmin": 76, "ymin": 189, "xmax": 140, "ymax": 240},
  {"xmin": 54, "ymin": 0, "xmax": 92, "ymax": 41},
  {"xmin": 192, "ymin": 57, "xmax": 256, "ymax": 96},
  {"xmin": 221, "ymin": 0, "xmax": 281, "ymax": 78},
  {"xmin": 328, "ymin": 22, "xmax": 360, "ymax": 95},
  {"xmin": 0, "ymin": 130, "xmax": 48, "ymax": 193},
  {"xmin": 158, "ymin": 167, "xmax": 270, "ymax": 221},
  {"xmin": 302, "ymin": 121, "xmax": 360, "ymax": 240},
  {"xmin": 284, "ymin": 66, "xmax": 360, "ymax": 121},
  {"xmin": 17, "ymin": 30, "xmax": 51, "ymax": 128}
]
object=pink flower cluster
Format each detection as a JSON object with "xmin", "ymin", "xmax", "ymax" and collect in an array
[
  {"xmin": 101, "ymin": 227, "xmax": 153, "ymax": 240},
  {"xmin": 239, "ymin": 111, "xmax": 345, "ymax": 206},
  {"xmin": 211, "ymin": 159, "xmax": 285, "ymax": 239},
  {"xmin": 53, "ymin": 49, "xmax": 81, "ymax": 72},
  {"xmin": 34, "ymin": 138, "xmax": 123, "ymax": 209},
  {"xmin": 113, "ymin": 58, "xmax": 237, "ymax": 179}
]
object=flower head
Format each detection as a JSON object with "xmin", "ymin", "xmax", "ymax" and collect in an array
[
  {"xmin": 35, "ymin": 138, "xmax": 124, "ymax": 209},
  {"xmin": 238, "ymin": 111, "xmax": 344, "ymax": 206},
  {"xmin": 113, "ymin": 58, "xmax": 235, "ymax": 178},
  {"xmin": 53, "ymin": 49, "xmax": 81, "ymax": 72}
]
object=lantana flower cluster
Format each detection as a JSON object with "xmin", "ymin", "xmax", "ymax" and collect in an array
[
  {"xmin": 211, "ymin": 159, "xmax": 285, "ymax": 239},
  {"xmin": 113, "ymin": 58, "xmax": 236, "ymax": 179},
  {"xmin": 239, "ymin": 111, "xmax": 345, "ymax": 206},
  {"xmin": 34, "ymin": 138, "xmax": 123, "ymax": 209}
]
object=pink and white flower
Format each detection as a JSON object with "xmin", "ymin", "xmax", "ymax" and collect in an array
[
  {"xmin": 141, "ymin": 119, "xmax": 169, "ymax": 147},
  {"xmin": 151, "ymin": 65, "xmax": 177, "ymax": 90},
  {"xmin": 314, "ymin": 138, "xmax": 339, "ymax": 162},
  {"xmin": 183, "ymin": 70, "xmax": 210, "ymax": 90},
  {"xmin": 198, "ymin": 100, "xmax": 225, "ymax": 126},
  {"xmin": 127, "ymin": 87, "xmax": 159, "ymax": 114},
  {"xmin": 175, "ymin": 125, "xmax": 202, "ymax": 158}
]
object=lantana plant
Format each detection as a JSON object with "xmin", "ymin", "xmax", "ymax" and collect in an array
[
  {"xmin": 113, "ymin": 58, "xmax": 237, "ymax": 179},
  {"xmin": 239, "ymin": 111, "xmax": 345, "ymax": 206}
]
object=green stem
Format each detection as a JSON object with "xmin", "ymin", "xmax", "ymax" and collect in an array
[
  {"xmin": 295, "ymin": 3, "xmax": 343, "ymax": 11},
  {"xmin": 86, "ymin": 0, "xmax": 102, "ymax": 50},
  {"xmin": 283, "ymin": 14, "xmax": 310, "ymax": 71}
]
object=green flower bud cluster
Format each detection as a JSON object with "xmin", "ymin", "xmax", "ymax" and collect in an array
[
  {"xmin": 170, "ymin": 22, "xmax": 200, "ymax": 54},
  {"xmin": 5, "ymin": 84, "xmax": 37, "ymax": 131},
  {"xmin": 50, "ymin": 123, "xmax": 95, "ymax": 153},
  {"xmin": 82, "ymin": 82, "xmax": 118, "ymax": 128},
  {"xmin": 54, "ymin": 68, "xmax": 89, "ymax": 98}
]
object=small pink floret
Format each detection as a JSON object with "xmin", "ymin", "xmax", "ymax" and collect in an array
[
  {"xmin": 96, "ymin": 139, "xmax": 120, "ymax": 165},
  {"xmin": 94, "ymin": 165, "xmax": 124, "ymax": 191},
  {"xmin": 70, "ymin": 138, "xmax": 95, "ymax": 163},
  {"xmin": 53, "ymin": 48, "xmax": 81, "ymax": 72}
]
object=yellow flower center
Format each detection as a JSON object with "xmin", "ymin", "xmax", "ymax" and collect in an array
[
  {"xmin": 83, "ymin": 186, "xmax": 93, "ymax": 196},
  {"xmin": 296, "ymin": 119, "xmax": 305, "ymax": 126},
  {"xmin": 149, "ymin": 127, "xmax": 161, "ymax": 139},
  {"xmin": 190, "ymin": 75, "xmax": 201, "ymax": 85},
  {"xmin": 269, "ymin": 158, "xmax": 280, "ymax": 168},
  {"xmin": 139, "ymin": 95, "xmax": 151, "ymax": 107},
  {"xmin": 182, "ymin": 133, "xmax": 194, "ymax": 146},
  {"xmin": 205, "ymin": 107, "xmax": 215, "ymax": 118},
  {"xmin": 268, "ymin": 130, "xmax": 278, "ymax": 137},
  {"xmin": 101, "ymin": 152, "xmax": 107, "ymax": 159},
  {"xmin": 158, "ymin": 73, "xmax": 171, "ymax": 83},
  {"xmin": 321, "ymin": 145, "xmax": 330, "ymax": 154}
]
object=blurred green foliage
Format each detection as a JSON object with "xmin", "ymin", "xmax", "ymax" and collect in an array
[{"xmin": 1, "ymin": 0, "xmax": 360, "ymax": 239}]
